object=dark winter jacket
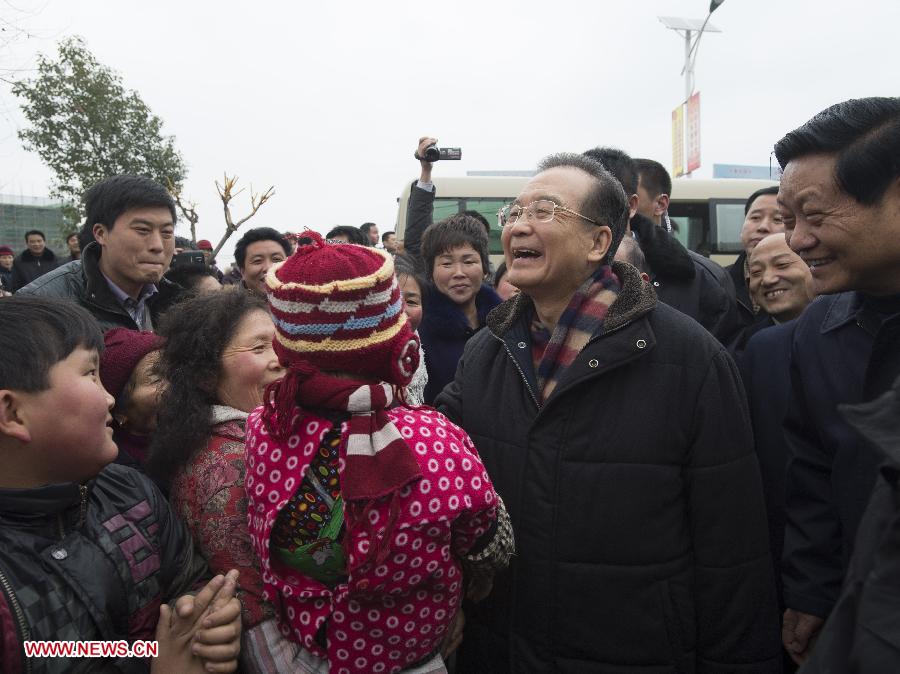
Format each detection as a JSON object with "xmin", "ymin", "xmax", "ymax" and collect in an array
[
  {"xmin": 740, "ymin": 320, "xmax": 797, "ymax": 607},
  {"xmin": 0, "ymin": 463, "xmax": 208, "ymax": 673},
  {"xmin": 419, "ymin": 283, "xmax": 502, "ymax": 404},
  {"xmin": 16, "ymin": 243, "xmax": 176, "ymax": 332},
  {"xmin": 802, "ymin": 373, "xmax": 900, "ymax": 673},
  {"xmin": 782, "ymin": 291, "xmax": 900, "ymax": 620},
  {"xmin": 437, "ymin": 261, "xmax": 781, "ymax": 673},
  {"xmin": 631, "ymin": 213, "xmax": 741, "ymax": 344},
  {"xmin": 0, "ymin": 268, "xmax": 11, "ymax": 293},
  {"xmin": 726, "ymin": 251, "xmax": 754, "ymax": 325},
  {"xmin": 9, "ymin": 248, "xmax": 59, "ymax": 292}
]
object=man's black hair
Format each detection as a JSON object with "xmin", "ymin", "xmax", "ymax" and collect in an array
[
  {"xmin": 536, "ymin": 152, "xmax": 630, "ymax": 265},
  {"xmin": 24, "ymin": 230, "xmax": 46, "ymax": 242},
  {"xmin": 0, "ymin": 296, "xmax": 103, "ymax": 393},
  {"xmin": 634, "ymin": 158, "xmax": 672, "ymax": 198},
  {"xmin": 233, "ymin": 227, "xmax": 292, "ymax": 269},
  {"xmin": 462, "ymin": 210, "xmax": 491, "ymax": 236},
  {"xmin": 774, "ymin": 97, "xmax": 900, "ymax": 205},
  {"xmin": 421, "ymin": 214, "xmax": 490, "ymax": 282},
  {"xmin": 615, "ymin": 235, "xmax": 650, "ymax": 275},
  {"xmin": 381, "ymin": 230, "xmax": 396, "ymax": 243},
  {"xmin": 326, "ymin": 226, "xmax": 368, "ymax": 245},
  {"xmin": 83, "ymin": 175, "xmax": 177, "ymax": 233},
  {"xmin": 583, "ymin": 147, "xmax": 639, "ymax": 196},
  {"xmin": 174, "ymin": 236, "xmax": 196, "ymax": 250},
  {"xmin": 744, "ymin": 186, "xmax": 780, "ymax": 215}
]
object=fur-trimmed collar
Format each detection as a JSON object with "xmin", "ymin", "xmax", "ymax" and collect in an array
[
  {"xmin": 487, "ymin": 261, "xmax": 657, "ymax": 337},
  {"xmin": 211, "ymin": 404, "xmax": 249, "ymax": 425},
  {"xmin": 630, "ymin": 213, "xmax": 695, "ymax": 281}
]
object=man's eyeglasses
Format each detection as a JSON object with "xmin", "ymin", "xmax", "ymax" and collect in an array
[{"xmin": 497, "ymin": 200, "xmax": 602, "ymax": 228}]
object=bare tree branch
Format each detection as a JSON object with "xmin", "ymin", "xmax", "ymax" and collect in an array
[{"xmin": 212, "ymin": 173, "xmax": 275, "ymax": 259}]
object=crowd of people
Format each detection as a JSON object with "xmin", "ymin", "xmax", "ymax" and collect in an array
[{"xmin": 0, "ymin": 95, "xmax": 898, "ymax": 673}]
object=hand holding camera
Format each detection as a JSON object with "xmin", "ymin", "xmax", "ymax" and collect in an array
[{"xmin": 415, "ymin": 136, "xmax": 461, "ymax": 182}]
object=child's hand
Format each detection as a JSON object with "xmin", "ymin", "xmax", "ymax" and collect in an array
[{"xmin": 193, "ymin": 570, "xmax": 242, "ymax": 672}]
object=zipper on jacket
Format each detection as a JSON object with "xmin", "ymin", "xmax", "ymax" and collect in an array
[
  {"xmin": 78, "ymin": 485, "xmax": 88, "ymax": 528},
  {"xmin": 493, "ymin": 333, "xmax": 539, "ymax": 408},
  {"xmin": 0, "ymin": 566, "xmax": 33, "ymax": 674}
]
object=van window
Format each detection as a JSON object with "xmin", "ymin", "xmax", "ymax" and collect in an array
[{"xmin": 711, "ymin": 200, "xmax": 746, "ymax": 254}]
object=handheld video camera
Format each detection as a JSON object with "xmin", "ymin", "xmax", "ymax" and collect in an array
[{"xmin": 417, "ymin": 145, "xmax": 462, "ymax": 162}]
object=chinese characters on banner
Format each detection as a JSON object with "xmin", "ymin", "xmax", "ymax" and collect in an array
[
  {"xmin": 686, "ymin": 92, "xmax": 701, "ymax": 173},
  {"xmin": 672, "ymin": 105, "xmax": 685, "ymax": 178}
]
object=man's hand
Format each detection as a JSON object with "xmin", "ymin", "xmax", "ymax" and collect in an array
[
  {"xmin": 416, "ymin": 136, "xmax": 438, "ymax": 182},
  {"xmin": 439, "ymin": 608, "xmax": 465, "ymax": 660},
  {"xmin": 153, "ymin": 570, "xmax": 242, "ymax": 673},
  {"xmin": 782, "ymin": 608, "xmax": 825, "ymax": 666}
]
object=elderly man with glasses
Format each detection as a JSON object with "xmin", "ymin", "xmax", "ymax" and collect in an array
[{"xmin": 436, "ymin": 152, "xmax": 780, "ymax": 672}]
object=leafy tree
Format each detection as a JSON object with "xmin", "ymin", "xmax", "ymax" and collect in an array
[{"xmin": 12, "ymin": 36, "xmax": 187, "ymax": 230}]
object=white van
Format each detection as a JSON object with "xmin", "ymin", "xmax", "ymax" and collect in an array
[{"xmin": 395, "ymin": 176, "xmax": 778, "ymax": 266}]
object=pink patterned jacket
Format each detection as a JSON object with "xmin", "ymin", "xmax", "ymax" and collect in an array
[{"xmin": 245, "ymin": 405, "xmax": 498, "ymax": 674}]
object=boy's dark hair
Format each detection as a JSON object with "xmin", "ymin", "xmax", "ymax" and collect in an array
[
  {"xmin": 326, "ymin": 226, "xmax": 368, "ymax": 245},
  {"xmin": 774, "ymin": 97, "xmax": 900, "ymax": 205},
  {"xmin": 421, "ymin": 214, "xmax": 490, "ymax": 282},
  {"xmin": 233, "ymin": 227, "xmax": 292, "ymax": 269},
  {"xmin": 584, "ymin": 147, "xmax": 639, "ymax": 196},
  {"xmin": 381, "ymin": 230, "xmax": 396, "ymax": 243},
  {"xmin": 393, "ymin": 253, "xmax": 429, "ymax": 303},
  {"xmin": 537, "ymin": 152, "xmax": 630, "ymax": 265},
  {"xmin": 147, "ymin": 288, "xmax": 267, "ymax": 480},
  {"xmin": 462, "ymin": 210, "xmax": 491, "ymax": 236},
  {"xmin": 83, "ymin": 175, "xmax": 177, "ymax": 232},
  {"xmin": 744, "ymin": 186, "xmax": 780, "ymax": 215},
  {"xmin": 634, "ymin": 158, "xmax": 672, "ymax": 198},
  {"xmin": 24, "ymin": 230, "xmax": 45, "ymax": 242},
  {"xmin": 0, "ymin": 296, "xmax": 103, "ymax": 393}
]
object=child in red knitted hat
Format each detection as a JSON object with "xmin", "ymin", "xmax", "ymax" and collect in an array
[{"xmin": 245, "ymin": 232, "xmax": 513, "ymax": 674}]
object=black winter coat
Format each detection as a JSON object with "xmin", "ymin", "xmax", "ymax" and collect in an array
[
  {"xmin": 15, "ymin": 242, "xmax": 176, "ymax": 332},
  {"xmin": 802, "ymin": 374, "xmax": 900, "ymax": 672},
  {"xmin": 782, "ymin": 292, "xmax": 900, "ymax": 620},
  {"xmin": 0, "ymin": 463, "xmax": 208, "ymax": 673},
  {"xmin": 9, "ymin": 247, "xmax": 59, "ymax": 291},
  {"xmin": 437, "ymin": 261, "xmax": 781, "ymax": 673},
  {"xmin": 630, "ymin": 214, "xmax": 741, "ymax": 345}
]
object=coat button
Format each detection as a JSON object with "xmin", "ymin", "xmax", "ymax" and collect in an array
[
  {"xmin": 51, "ymin": 548, "xmax": 68, "ymax": 560},
  {"xmin": 517, "ymin": 342, "xmax": 527, "ymax": 349},
  {"xmin": 636, "ymin": 339, "xmax": 647, "ymax": 349},
  {"xmin": 588, "ymin": 359, "xmax": 599, "ymax": 368},
  {"xmin": 652, "ymin": 281, "xmax": 660, "ymax": 287}
]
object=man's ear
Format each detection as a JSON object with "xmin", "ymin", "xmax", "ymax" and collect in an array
[
  {"xmin": 587, "ymin": 226, "xmax": 613, "ymax": 264},
  {"xmin": 0, "ymin": 391, "xmax": 32, "ymax": 443},
  {"xmin": 628, "ymin": 194, "xmax": 639, "ymax": 220},
  {"xmin": 92, "ymin": 223, "xmax": 107, "ymax": 246},
  {"xmin": 655, "ymin": 194, "xmax": 670, "ymax": 217}
]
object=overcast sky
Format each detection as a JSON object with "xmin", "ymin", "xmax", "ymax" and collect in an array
[{"xmin": 1, "ymin": 0, "xmax": 897, "ymax": 263}]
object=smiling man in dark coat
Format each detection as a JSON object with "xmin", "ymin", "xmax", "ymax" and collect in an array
[
  {"xmin": 437, "ymin": 152, "xmax": 780, "ymax": 672},
  {"xmin": 775, "ymin": 96, "xmax": 900, "ymax": 667}
]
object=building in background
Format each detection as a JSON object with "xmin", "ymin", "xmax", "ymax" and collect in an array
[{"xmin": 0, "ymin": 195, "xmax": 67, "ymax": 255}]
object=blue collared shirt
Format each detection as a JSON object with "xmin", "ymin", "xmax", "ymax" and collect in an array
[{"xmin": 102, "ymin": 274, "xmax": 158, "ymax": 331}]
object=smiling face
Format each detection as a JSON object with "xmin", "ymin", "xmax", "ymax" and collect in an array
[
  {"xmin": 501, "ymin": 166, "xmax": 611, "ymax": 304},
  {"xmin": 12, "ymin": 347, "xmax": 118, "ymax": 485},
  {"xmin": 216, "ymin": 309, "xmax": 284, "ymax": 413},
  {"xmin": 748, "ymin": 233, "xmax": 815, "ymax": 322},
  {"xmin": 116, "ymin": 351, "xmax": 164, "ymax": 435},
  {"xmin": 0, "ymin": 254, "xmax": 11, "ymax": 271},
  {"xmin": 431, "ymin": 243, "xmax": 484, "ymax": 310},
  {"xmin": 240, "ymin": 240, "xmax": 288, "ymax": 297},
  {"xmin": 740, "ymin": 193, "xmax": 784, "ymax": 255},
  {"xmin": 26, "ymin": 234, "xmax": 45, "ymax": 257},
  {"xmin": 398, "ymin": 274, "xmax": 424, "ymax": 332},
  {"xmin": 94, "ymin": 207, "xmax": 176, "ymax": 298},
  {"xmin": 779, "ymin": 153, "xmax": 900, "ymax": 296}
]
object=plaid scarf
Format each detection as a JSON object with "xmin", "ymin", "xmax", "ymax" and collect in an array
[{"xmin": 532, "ymin": 265, "xmax": 621, "ymax": 402}]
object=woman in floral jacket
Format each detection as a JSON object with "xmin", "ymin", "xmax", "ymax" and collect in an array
[{"xmin": 148, "ymin": 289, "xmax": 325, "ymax": 672}]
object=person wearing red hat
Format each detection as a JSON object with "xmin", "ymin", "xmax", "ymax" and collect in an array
[
  {"xmin": 0, "ymin": 245, "xmax": 13, "ymax": 294},
  {"xmin": 245, "ymin": 231, "xmax": 513, "ymax": 673},
  {"xmin": 100, "ymin": 328, "xmax": 165, "ymax": 469}
]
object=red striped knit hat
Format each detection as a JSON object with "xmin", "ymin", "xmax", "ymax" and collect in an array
[{"xmin": 265, "ymin": 231, "xmax": 420, "ymax": 386}]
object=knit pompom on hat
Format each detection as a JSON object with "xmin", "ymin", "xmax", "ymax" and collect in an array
[
  {"xmin": 265, "ymin": 230, "xmax": 419, "ymax": 387},
  {"xmin": 100, "ymin": 328, "xmax": 164, "ymax": 400}
]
